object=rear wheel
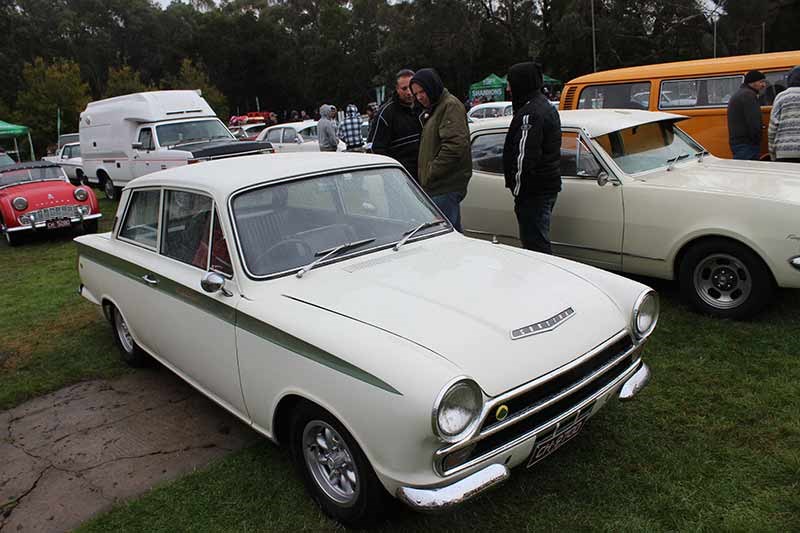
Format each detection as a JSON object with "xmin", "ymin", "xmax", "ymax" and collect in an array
[
  {"xmin": 110, "ymin": 305, "xmax": 148, "ymax": 367},
  {"xmin": 102, "ymin": 175, "xmax": 120, "ymax": 201},
  {"xmin": 679, "ymin": 238, "xmax": 773, "ymax": 319},
  {"xmin": 289, "ymin": 402, "xmax": 387, "ymax": 528}
]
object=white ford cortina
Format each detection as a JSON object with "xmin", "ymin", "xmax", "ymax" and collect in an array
[
  {"xmin": 76, "ymin": 153, "xmax": 656, "ymax": 526},
  {"xmin": 463, "ymin": 110, "xmax": 800, "ymax": 319}
]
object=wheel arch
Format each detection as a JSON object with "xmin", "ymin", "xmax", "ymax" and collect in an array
[{"xmin": 673, "ymin": 233, "xmax": 777, "ymax": 287}]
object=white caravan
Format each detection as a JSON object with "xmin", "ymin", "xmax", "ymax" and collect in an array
[{"xmin": 80, "ymin": 90, "xmax": 273, "ymax": 200}]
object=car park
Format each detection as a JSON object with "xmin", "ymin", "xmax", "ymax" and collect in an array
[
  {"xmin": 76, "ymin": 152, "xmax": 656, "ymax": 527},
  {"xmin": 463, "ymin": 110, "xmax": 800, "ymax": 319},
  {"xmin": 42, "ymin": 141, "xmax": 83, "ymax": 183},
  {"xmin": 1, "ymin": 161, "xmax": 100, "ymax": 245},
  {"xmin": 255, "ymin": 120, "xmax": 345, "ymax": 152}
]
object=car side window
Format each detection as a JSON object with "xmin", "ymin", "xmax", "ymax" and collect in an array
[
  {"xmin": 471, "ymin": 108, "xmax": 485, "ymax": 119},
  {"xmin": 62, "ymin": 146, "xmax": 72, "ymax": 158},
  {"xmin": 561, "ymin": 132, "xmax": 601, "ymax": 178},
  {"xmin": 119, "ymin": 189, "xmax": 162, "ymax": 249},
  {"xmin": 302, "ymin": 126, "xmax": 318, "ymax": 140},
  {"xmin": 283, "ymin": 128, "xmax": 298, "ymax": 143},
  {"xmin": 161, "ymin": 190, "xmax": 213, "ymax": 269},
  {"xmin": 470, "ymin": 133, "xmax": 505, "ymax": 174},
  {"xmin": 266, "ymin": 128, "xmax": 283, "ymax": 143},
  {"xmin": 138, "ymin": 128, "xmax": 155, "ymax": 151}
]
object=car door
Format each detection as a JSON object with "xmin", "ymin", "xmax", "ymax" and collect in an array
[
  {"xmin": 141, "ymin": 189, "xmax": 247, "ymax": 416},
  {"xmin": 550, "ymin": 131, "xmax": 623, "ymax": 270},
  {"xmin": 281, "ymin": 127, "xmax": 302, "ymax": 152},
  {"xmin": 132, "ymin": 127, "xmax": 157, "ymax": 178},
  {"xmin": 265, "ymin": 127, "xmax": 285, "ymax": 152}
]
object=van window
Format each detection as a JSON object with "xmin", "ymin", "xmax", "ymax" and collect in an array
[
  {"xmin": 759, "ymin": 70, "xmax": 790, "ymax": 106},
  {"xmin": 659, "ymin": 76, "xmax": 742, "ymax": 109},
  {"xmin": 578, "ymin": 82, "xmax": 651, "ymax": 110},
  {"xmin": 119, "ymin": 189, "xmax": 161, "ymax": 249}
]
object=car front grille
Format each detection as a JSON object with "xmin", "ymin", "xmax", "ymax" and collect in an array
[
  {"xmin": 437, "ymin": 332, "xmax": 639, "ymax": 475},
  {"xmin": 26, "ymin": 204, "xmax": 82, "ymax": 222}
]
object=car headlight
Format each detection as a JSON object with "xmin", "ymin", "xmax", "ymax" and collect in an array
[
  {"xmin": 632, "ymin": 290, "xmax": 659, "ymax": 340},
  {"xmin": 74, "ymin": 188, "xmax": 88, "ymax": 201},
  {"xmin": 12, "ymin": 197, "xmax": 28, "ymax": 211},
  {"xmin": 432, "ymin": 378, "xmax": 483, "ymax": 442}
]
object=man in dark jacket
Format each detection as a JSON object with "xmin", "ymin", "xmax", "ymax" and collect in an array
[
  {"xmin": 727, "ymin": 70, "xmax": 767, "ymax": 160},
  {"xmin": 503, "ymin": 62, "xmax": 562, "ymax": 254},
  {"xmin": 369, "ymin": 69, "xmax": 422, "ymax": 180},
  {"xmin": 410, "ymin": 68, "xmax": 471, "ymax": 231}
]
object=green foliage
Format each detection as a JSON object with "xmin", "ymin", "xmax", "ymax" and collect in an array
[
  {"xmin": 12, "ymin": 58, "xmax": 90, "ymax": 152},
  {"xmin": 162, "ymin": 59, "xmax": 229, "ymax": 120},
  {"xmin": 104, "ymin": 65, "xmax": 153, "ymax": 98}
]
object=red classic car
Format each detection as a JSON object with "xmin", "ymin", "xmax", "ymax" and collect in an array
[{"xmin": 1, "ymin": 161, "xmax": 101, "ymax": 246}]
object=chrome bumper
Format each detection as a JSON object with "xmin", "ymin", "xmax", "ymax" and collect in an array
[
  {"xmin": 618, "ymin": 362, "xmax": 651, "ymax": 400},
  {"xmin": 396, "ymin": 463, "xmax": 509, "ymax": 512},
  {"xmin": 6, "ymin": 213, "xmax": 102, "ymax": 232}
]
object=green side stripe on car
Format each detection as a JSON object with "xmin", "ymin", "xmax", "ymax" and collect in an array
[{"xmin": 76, "ymin": 242, "xmax": 401, "ymax": 396}]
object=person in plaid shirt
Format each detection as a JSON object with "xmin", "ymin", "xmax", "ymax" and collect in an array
[{"xmin": 338, "ymin": 104, "xmax": 365, "ymax": 151}]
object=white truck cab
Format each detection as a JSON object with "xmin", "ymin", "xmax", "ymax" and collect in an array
[{"xmin": 80, "ymin": 90, "xmax": 273, "ymax": 200}]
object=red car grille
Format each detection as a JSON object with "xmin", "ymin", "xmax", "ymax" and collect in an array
[{"xmin": 26, "ymin": 204, "xmax": 82, "ymax": 222}]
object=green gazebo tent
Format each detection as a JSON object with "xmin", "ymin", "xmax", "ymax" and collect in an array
[
  {"xmin": 469, "ymin": 74, "xmax": 507, "ymax": 102},
  {"xmin": 0, "ymin": 120, "xmax": 35, "ymax": 161}
]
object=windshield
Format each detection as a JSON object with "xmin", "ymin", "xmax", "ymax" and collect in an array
[
  {"xmin": 231, "ymin": 167, "xmax": 448, "ymax": 278},
  {"xmin": 593, "ymin": 120, "xmax": 703, "ymax": 174},
  {"xmin": 0, "ymin": 166, "xmax": 65, "ymax": 188},
  {"xmin": 155, "ymin": 119, "xmax": 234, "ymax": 147}
]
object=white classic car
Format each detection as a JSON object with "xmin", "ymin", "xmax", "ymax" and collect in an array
[
  {"xmin": 255, "ymin": 120, "xmax": 345, "ymax": 152},
  {"xmin": 463, "ymin": 110, "xmax": 800, "ymax": 319},
  {"xmin": 76, "ymin": 153, "xmax": 656, "ymax": 526},
  {"xmin": 42, "ymin": 141, "xmax": 83, "ymax": 182}
]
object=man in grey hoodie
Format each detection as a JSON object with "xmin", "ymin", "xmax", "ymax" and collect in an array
[
  {"xmin": 769, "ymin": 66, "xmax": 800, "ymax": 162},
  {"xmin": 318, "ymin": 104, "xmax": 338, "ymax": 152}
]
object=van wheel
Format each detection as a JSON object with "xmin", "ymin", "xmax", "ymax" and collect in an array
[
  {"xmin": 289, "ymin": 402, "xmax": 387, "ymax": 528},
  {"xmin": 110, "ymin": 305, "xmax": 148, "ymax": 367},
  {"xmin": 103, "ymin": 177, "xmax": 120, "ymax": 201},
  {"xmin": 679, "ymin": 238, "xmax": 773, "ymax": 319}
]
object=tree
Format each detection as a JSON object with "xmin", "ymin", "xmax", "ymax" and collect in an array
[
  {"xmin": 13, "ymin": 58, "xmax": 91, "ymax": 152},
  {"xmin": 163, "ymin": 58, "xmax": 229, "ymax": 119},
  {"xmin": 104, "ymin": 65, "xmax": 153, "ymax": 98}
]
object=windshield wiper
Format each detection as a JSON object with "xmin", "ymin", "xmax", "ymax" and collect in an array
[
  {"xmin": 296, "ymin": 238, "xmax": 375, "ymax": 278},
  {"xmin": 394, "ymin": 219, "xmax": 447, "ymax": 251},
  {"xmin": 694, "ymin": 149, "xmax": 709, "ymax": 163},
  {"xmin": 666, "ymin": 153, "xmax": 690, "ymax": 171}
]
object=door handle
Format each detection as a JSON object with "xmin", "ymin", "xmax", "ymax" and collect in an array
[{"xmin": 142, "ymin": 274, "xmax": 159, "ymax": 286}]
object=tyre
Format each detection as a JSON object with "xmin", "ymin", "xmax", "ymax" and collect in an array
[
  {"xmin": 103, "ymin": 176, "xmax": 120, "ymax": 201},
  {"xmin": 289, "ymin": 402, "xmax": 388, "ymax": 527},
  {"xmin": 110, "ymin": 305, "xmax": 148, "ymax": 367},
  {"xmin": 679, "ymin": 238, "xmax": 773, "ymax": 319}
]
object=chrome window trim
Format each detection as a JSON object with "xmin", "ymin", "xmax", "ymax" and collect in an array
[
  {"xmin": 116, "ymin": 187, "xmax": 163, "ymax": 253},
  {"xmin": 434, "ymin": 357, "xmax": 644, "ymax": 477},
  {"xmin": 159, "ymin": 187, "xmax": 215, "ymax": 270},
  {"xmin": 227, "ymin": 164, "xmax": 452, "ymax": 281}
]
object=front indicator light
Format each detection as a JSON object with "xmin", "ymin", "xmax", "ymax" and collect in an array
[{"xmin": 77, "ymin": 205, "xmax": 90, "ymax": 216}]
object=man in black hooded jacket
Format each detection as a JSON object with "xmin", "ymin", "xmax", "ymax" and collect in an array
[{"xmin": 503, "ymin": 62, "xmax": 562, "ymax": 254}]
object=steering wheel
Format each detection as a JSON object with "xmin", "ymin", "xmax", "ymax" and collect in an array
[{"xmin": 251, "ymin": 238, "xmax": 313, "ymax": 271}]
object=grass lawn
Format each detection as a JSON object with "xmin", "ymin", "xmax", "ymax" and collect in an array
[{"xmin": 3, "ymin": 210, "xmax": 799, "ymax": 531}]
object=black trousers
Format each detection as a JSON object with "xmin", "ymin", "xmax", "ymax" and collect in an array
[{"xmin": 514, "ymin": 193, "xmax": 558, "ymax": 254}]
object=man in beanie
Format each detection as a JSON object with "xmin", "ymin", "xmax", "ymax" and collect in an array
[
  {"xmin": 768, "ymin": 66, "xmax": 800, "ymax": 162},
  {"xmin": 410, "ymin": 68, "xmax": 471, "ymax": 231},
  {"xmin": 502, "ymin": 62, "xmax": 562, "ymax": 254},
  {"xmin": 727, "ymin": 70, "xmax": 767, "ymax": 160}
]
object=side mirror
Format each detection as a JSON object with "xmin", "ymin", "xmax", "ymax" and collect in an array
[
  {"xmin": 201, "ymin": 271, "xmax": 232, "ymax": 297},
  {"xmin": 131, "ymin": 142, "xmax": 143, "ymax": 150},
  {"xmin": 597, "ymin": 171, "xmax": 611, "ymax": 187}
]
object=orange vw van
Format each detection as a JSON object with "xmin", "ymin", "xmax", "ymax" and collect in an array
[{"xmin": 560, "ymin": 51, "xmax": 800, "ymax": 158}]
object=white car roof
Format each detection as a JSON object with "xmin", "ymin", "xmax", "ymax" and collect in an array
[
  {"xmin": 267, "ymin": 120, "xmax": 317, "ymax": 130},
  {"xmin": 128, "ymin": 153, "xmax": 401, "ymax": 198},
  {"xmin": 471, "ymin": 109, "xmax": 687, "ymax": 138}
]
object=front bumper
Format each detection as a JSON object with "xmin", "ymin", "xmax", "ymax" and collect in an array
[
  {"xmin": 6, "ymin": 213, "xmax": 101, "ymax": 233},
  {"xmin": 396, "ymin": 362, "xmax": 651, "ymax": 512}
]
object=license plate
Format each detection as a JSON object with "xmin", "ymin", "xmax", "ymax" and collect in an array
[
  {"xmin": 527, "ymin": 418, "xmax": 587, "ymax": 468},
  {"xmin": 46, "ymin": 218, "xmax": 72, "ymax": 229}
]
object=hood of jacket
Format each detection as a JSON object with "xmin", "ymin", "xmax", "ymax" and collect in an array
[
  {"xmin": 788, "ymin": 66, "xmax": 800, "ymax": 88},
  {"xmin": 345, "ymin": 104, "xmax": 359, "ymax": 117},
  {"xmin": 411, "ymin": 68, "xmax": 444, "ymax": 108},
  {"xmin": 319, "ymin": 104, "xmax": 333, "ymax": 119},
  {"xmin": 507, "ymin": 62, "xmax": 543, "ymax": 114}
]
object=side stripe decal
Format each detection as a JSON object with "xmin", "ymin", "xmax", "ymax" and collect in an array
[{"xmin": 514, "ymin": 114, "xmax": 530, "ymax": 197}]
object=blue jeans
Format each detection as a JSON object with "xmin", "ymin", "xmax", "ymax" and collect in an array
[
  {"xmin": 431, "ymin": 191, "xmax": 465, "ymax": 232},
  {"xmin": 731, "ymin": 144, "xmax": 761, "ymax": 160},
  {"xmin": 514, "ymin": 193, "xmax": 558, "ymax": 254}
]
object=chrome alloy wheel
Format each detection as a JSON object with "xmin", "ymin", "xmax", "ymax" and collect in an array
[
  {"xmin": 693, "ymin": 253, "xmax": 753, "ymax": 310},
  {"xmin": 303, "ymin": 421, "xmax": 360, "ymax": 506},
  {"xmin": 114, "ymin": 308, "xmax": 135, "ymax": 353}
]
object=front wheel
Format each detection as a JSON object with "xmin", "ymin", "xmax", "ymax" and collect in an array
[
  {"xmin": 103, "ymin": 177, "xmax": 120, "ymax": 201},
  {"xmin": 679, "ymin": 238, "xmax": 773, "ymax": 319},
  {"xmin": 110, "ymin": 305, "xmax": 148, "ymax": 367},
  {"xmin": 289, "ymin": 403, "xmax": 387, "ymax": 528}
]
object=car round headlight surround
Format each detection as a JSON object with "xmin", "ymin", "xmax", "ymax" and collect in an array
[
  {"xmin": 12, "ymin": 197, "xmax": 28, "ymax": 211},
  {"xmin": 73, "ymin": 188, "xmax": 88, "ymax": 201},
  {"xmin": 432, "ymin": 378, "xmax": 483, "ymax": 442},
  {"xmin": 632, "ymin": 290, "xmax": 659, "ymax": 340}
]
